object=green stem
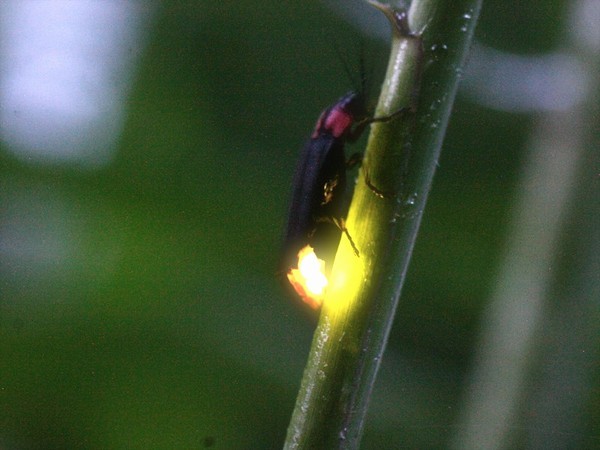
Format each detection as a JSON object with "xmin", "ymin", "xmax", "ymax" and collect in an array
[{"xmin": 284, "ymin": 1, "xmax": 482, "ymax": 448}]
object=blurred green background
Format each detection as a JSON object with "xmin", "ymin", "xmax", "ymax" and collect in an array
[{"xmin": 1, "ymin": 1, "xmax": 597, "ymax": 449}]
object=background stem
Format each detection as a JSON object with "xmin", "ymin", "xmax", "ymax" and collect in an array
[{"xmin": 452, "ymin": 0, "xmax": 600, "ymax": 447}]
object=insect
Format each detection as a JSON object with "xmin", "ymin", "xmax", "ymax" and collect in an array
[{"xmin": 281, "ymin": 91, "xmax": 404, "ymax": 307}]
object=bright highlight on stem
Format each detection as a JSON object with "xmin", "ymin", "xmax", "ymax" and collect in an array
[{"xmin": 287, "ymin": 245, "xmax": 329, "ymax": 308}]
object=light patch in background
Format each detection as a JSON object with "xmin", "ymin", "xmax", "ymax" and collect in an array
[
  {"xmin": 460, "ymin": 43, "xmax": 589, "ymax": 112},
  {"xmin": 0, "ymin": 178, "xmax": 124, "ymax": 317},
  {"xmin": 0, "ymin": 0, "xmax": 154, "ymax": 168},
  {"xmin": 571, "ymin": 0, "xmax": 600, "ymax": 52},
  {"xmin": 0, "ymin": 182, "xmax": 81, "ymax": 283},
  {"xmin": 325, "ymin": 0, "xmax": 589, "ymax": 113}
]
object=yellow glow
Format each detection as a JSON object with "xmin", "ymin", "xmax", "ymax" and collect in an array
[
  {"xmin": 287, "ymin": 245, "xmax": 328, "ymax": 309},
  {"xmin": 322, "ymin": 236, "xmax": 365, "ymax": 313}
]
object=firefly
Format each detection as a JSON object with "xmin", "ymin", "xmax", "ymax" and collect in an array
[{"xmin": 281, "ymin": 91, "xmax": 404, "ymax": 308}]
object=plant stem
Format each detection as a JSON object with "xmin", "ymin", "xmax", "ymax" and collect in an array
[{"xmin": 284, "ymin": 1, "xmax": 482, "ymax": 448}]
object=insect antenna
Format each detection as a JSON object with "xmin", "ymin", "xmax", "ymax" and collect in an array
[{"xmin": 331, "ymin": 37, "xmax": 363, "ymax": 95}]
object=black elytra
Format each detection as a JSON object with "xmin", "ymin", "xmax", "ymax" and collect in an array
[{"xmin": 280, "ymin": 91, "xmax": 369, "ymax": 275}]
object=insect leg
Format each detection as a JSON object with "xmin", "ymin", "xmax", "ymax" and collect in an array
[
  {"xmin": 348, "ymin": 106, "xmax": 410, "ymax": 142},
  {"xmin": 332, "ymin": 217, "xmax": 360, "ymax": 257},
  {"xmin": 363, "ymin": 165, "xmax": 396, "ymax": 199}
]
